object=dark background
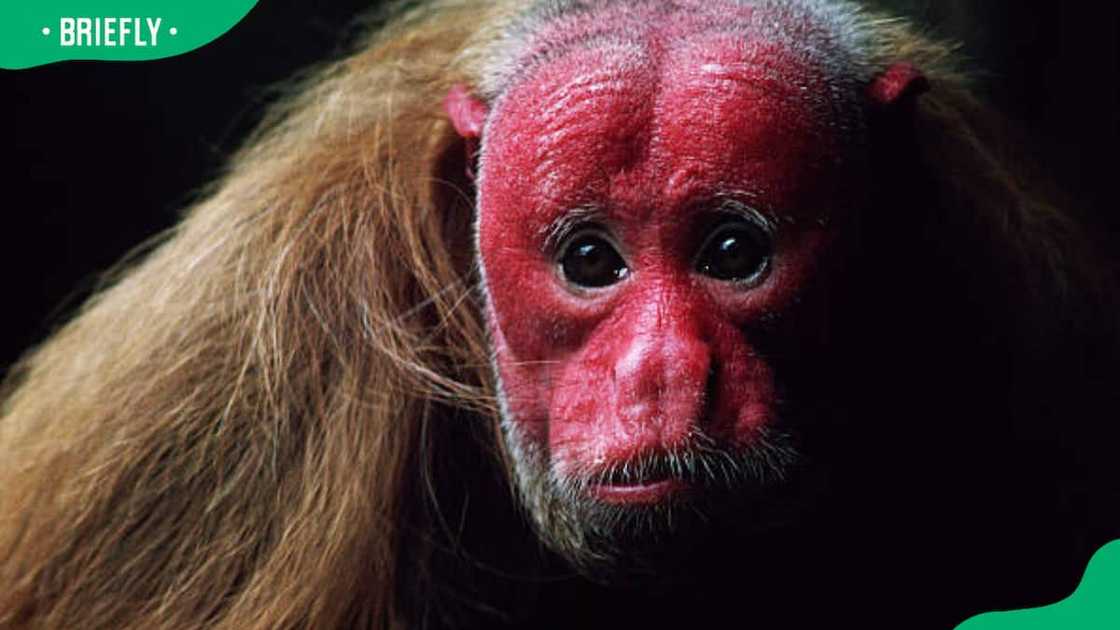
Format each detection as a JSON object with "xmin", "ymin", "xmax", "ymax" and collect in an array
[{"xmin": 1, "ymin": 1, "xmax": 1116, "ymax": 381}]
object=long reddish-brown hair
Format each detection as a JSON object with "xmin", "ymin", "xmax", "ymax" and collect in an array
[{"xmin": 0, "ymin": 1, "xmax": 1114, "ymax": 628}]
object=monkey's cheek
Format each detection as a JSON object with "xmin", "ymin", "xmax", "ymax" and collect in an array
[
  {"xmin": 711, "ymin": 361, "xmax": 778, "ymax": 443},
  {"xmin": 490, "ymin": 331, "xmax": 553, "ymax": 447},
  {"xmin": 497, "ymin": 384, "xmax": 551, "ymax": 448}
]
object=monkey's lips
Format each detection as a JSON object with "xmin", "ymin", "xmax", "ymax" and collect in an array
[
  {"xmin": 585, "ymin": 459, "xmax": 694, "ymax": 504},
  {"xmin": 570, "ymin": 444, "xmax": 725, "ymax": 505},
  {"xmin": 590, "ymin": 479, "xmax": 691, "ymax": 504}
]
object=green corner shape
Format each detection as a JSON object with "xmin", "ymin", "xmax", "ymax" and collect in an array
[
  {"xmin": 956, "ymin": 540, "xmax": 1120, "ymax": 630},
  {"xmin": 1, "ymin": 1, "xmax": 259, "ymax": 70}
]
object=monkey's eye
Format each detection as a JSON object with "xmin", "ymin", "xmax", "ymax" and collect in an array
[
  {"xmin": 558, "ymin": 232, "xmax": 629, "ymax": 289},
  {"xmin": 696, "ymin": 219, "xmax": 772, "ymax": 284}
]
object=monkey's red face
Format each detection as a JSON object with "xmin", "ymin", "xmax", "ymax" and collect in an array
[{"xmin": 451, "ymin": 2, "xmax": 886, "ymax": 565}]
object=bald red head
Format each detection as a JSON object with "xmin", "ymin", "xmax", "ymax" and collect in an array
[{"xmin": 447, "ymin": 0, "xmax": 924, "ymax": 510}]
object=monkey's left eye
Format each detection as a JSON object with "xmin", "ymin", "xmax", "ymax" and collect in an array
[
  {"xmin": 558, "ymin": 232, "xmax": 629, "ymax": 289},
  {"xmin": 696, "ymin": 220, "xmax": 772, "ymax": 284}
]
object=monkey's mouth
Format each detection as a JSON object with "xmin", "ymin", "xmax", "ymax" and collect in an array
[
  {"xmin": 591, "ymin": 479, "xmax": 689, "ymax": 504},
  {"xmin": 585, "ymin": 457, "xmax": 692, "ymax": 505}
]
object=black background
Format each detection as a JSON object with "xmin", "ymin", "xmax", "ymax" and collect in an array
[{"xmin": 1, "ymin": 0, "xmax": 1117, "ymax": 370}]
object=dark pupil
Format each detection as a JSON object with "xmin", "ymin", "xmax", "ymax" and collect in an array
[
  {"xmin": 561, "ymin": 237, "xmax": 627, "ymax": 288},
  {"xmin": 699, "ymin": 224, "xmax": 769, "ymax": 281}
]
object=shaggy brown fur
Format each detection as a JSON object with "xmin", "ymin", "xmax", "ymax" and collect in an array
[{"xmin": 0, "ymin": 1, "xmax": 1115, "ymax": 628}]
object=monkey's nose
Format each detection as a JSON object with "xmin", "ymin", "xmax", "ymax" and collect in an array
[{"xmin": 611, "ymin": 318, "xmax": 714, "ymax": 441}]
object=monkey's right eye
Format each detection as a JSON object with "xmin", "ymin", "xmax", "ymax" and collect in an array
[{"xmin": 558, "ymin": 233, "xmax": 629, "ymax": 289}]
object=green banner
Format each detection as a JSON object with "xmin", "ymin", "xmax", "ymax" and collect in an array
[
  {"xmin": 958, "ymin": 540, "xmax": 1120, "ymax": 630},
  {"xmin": 1, "ymin": 1, "xmax": 258, "ymax": 69}
]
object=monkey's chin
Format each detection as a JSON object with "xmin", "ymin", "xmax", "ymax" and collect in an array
[
  {"xmin": 504, "ymin": 421, "xmax": 809, "ymax": 580},
  {"xmin": 542, "ymin": 482, "xmax": 796, "ymax": 586}
]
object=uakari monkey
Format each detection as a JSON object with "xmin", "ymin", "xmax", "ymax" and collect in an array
[{"xmin": 1, "ymin": 0, "xmax": 1117, "ymax": 628}]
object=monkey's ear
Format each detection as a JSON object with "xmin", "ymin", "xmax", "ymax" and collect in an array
[
  {"xmin": 868, "ymin": 63, "xmax": 930, "ymax": 108},
  {"xmin": 444, "ymin": 84, "xmax": 489, "ymax": 139}
]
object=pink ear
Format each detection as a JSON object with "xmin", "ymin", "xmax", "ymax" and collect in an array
[
  {"xmin": 868, "ymin": 63, "xmax": 930, "ymax": 107},
  {"xmin": 444, "ymin": 84, "xmax": 489, "ymax": 139}
]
